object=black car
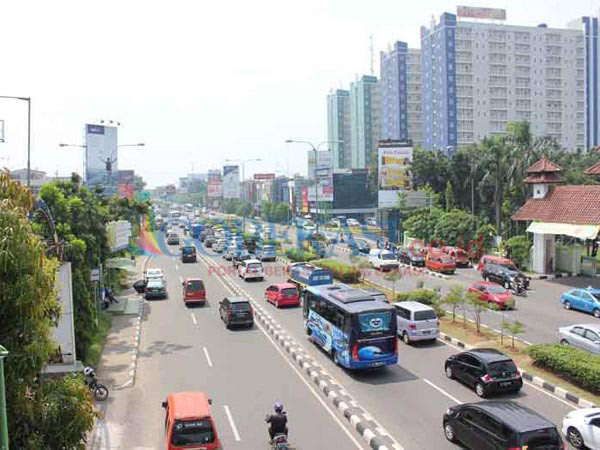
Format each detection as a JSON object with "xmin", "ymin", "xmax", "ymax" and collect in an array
[
  {"xmin": 181, "ymin": 245, "xmax": 197, "ymax": 263},
  {"xmin": 397, "ymin": 247, "xmax": 425, "ymax": 267},
  {"xmin": 444, "ymin": 348, "xmax": 522, "ymax": 397},
  {"xmin": 482, "ymin": 263, "xmax": 530, "ymax": 290},
  {"xmin": 219, "ymin": 297, "xmax": 254, "ymax": 328},
  {"xmin": 348, "ymin": 239, "xmax": 370, "ymax": 254},
  {"xmin": 443, "ymin": 401, "xmax": 563, "ymax": 450},
  {"xmin": 233, "ymin": 251, "xmax": 254, "ymax": 268}
]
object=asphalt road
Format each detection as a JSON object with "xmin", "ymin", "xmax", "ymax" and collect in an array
[
  {"xmin": 274, "ymin": 222, "xmax": 600, "ymax": 345},
  {"xmin": 197, "ymin": 240, "xmax": 579, "ymax": 450},
  {"xmin": 93, "ymin": 247, "xmax": 365, "ymax": 449}
]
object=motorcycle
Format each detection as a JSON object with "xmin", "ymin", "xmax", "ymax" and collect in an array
[
  {"xmin": 270, "ymin": 434, "xmax": 289, "ymax": 450},
  {"xmin": 84, "ymin": 366, "xmax": 109, "ymax": 401},
  {"xmin": 510, "ymin": 278, "xmax": 528, "ymax": 297}
]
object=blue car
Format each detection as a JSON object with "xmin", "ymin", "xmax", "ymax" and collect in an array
[{"xmin": 560, "ymin": 287, "xmax": 600, "ymax": 318}]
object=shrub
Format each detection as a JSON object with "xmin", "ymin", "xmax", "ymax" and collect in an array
[
  {"xmin": 285, "ymin": 248, "xmax": 317, "ymax": 262},
  {"xmin": 527, "ymin": 344, "xmax": 600, "ymax": 394},
  {"xmin": 313, "ymin": 259, "xmax": 361, "ymax": 283},
  {"xmin": 395, "ymin": 288, "xmax": 439, "ymax": 305}
]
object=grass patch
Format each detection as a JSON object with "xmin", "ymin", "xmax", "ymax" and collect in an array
[
  {"xmin": 441, "ymin": 316, "xmax": 600, "ymax": 405},
  {"xmin": 84, "ymin": 312, "xmax": 112, "ymax": 367}
]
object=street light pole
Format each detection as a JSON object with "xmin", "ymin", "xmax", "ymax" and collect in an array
[
  {"xmin": 0, "ymin": 96, "xmax": 31, "ymax": 188},
  {"xmin": 284, "ymin": 139, "xmax": 342, "ymax": 236},
  {"xmin": 0, "ymin": 345, "xmax": 8, "ymax": 450}
]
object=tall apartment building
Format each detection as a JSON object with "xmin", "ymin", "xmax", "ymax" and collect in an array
[
  {"xmin": 350, "ymin": 75, "xmax": 381, "ymax": 168},
  {"xmin": 327, "ymin": 89, "xmax": 352, "ymax": 169},
  {"xmin": 421, "ymin": 12, "xmax": 586, "ymax": 153},
  {"xmin": 380, "ymin": 42, "xmax": 423, "ymax": 146}
]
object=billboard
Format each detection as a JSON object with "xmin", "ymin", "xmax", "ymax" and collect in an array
[
  {"xmin": 307, "ymin": 150, "xmax": 333, "ymax": 202},
  {"xmin": 52, "ymin": 263, "xmax": 76, "ymax": 365},
  {"xmin": 117, "ymin": 170, "xmax": 135, "ymax": 199},
  {"xmin": 85, "ymin": 124, "xmax": 118, "ymax": 194},
  {"xmin": 301, "ymin": 187, "xmax": 309, "ymax": 213},
  {"xmin": 106, "ymin": 220, "xmax": 132, "ymax": 252},
  {"xmin": 208, "ymin": 182, "xmax": 223, "ymax": 198},
  {"xmin": 254, "ymin": 173, "xmax": 275, "ymax": 180},
  {"xmin": 223, "ymin": 165, "xmax": 240, "ymax": 199},
  {"xmin": 378, "ymin": 145, "xmax": 413, "ymax": 208},
  {"xmin": 457, "ymin": 6, "xmax": 506, "ymax": 20}
]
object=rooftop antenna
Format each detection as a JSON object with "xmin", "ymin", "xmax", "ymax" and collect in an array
[{"xmin": 369, "ymin": 34, "xmax": 374, "ymax": 75}]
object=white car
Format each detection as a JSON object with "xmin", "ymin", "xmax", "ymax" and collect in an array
[
  {"xmin": 144, "ymin": 268, "xmax": 164, "ymax": 281},
  {"xmin": 563, "ymin": 408, "xmax": 600, "ymax": 449},
  {"xmin": 166, "ymin": 232, "xmax": 180, "ymax": 245},
  {"xmin": 347, "ymin": 218, "xmax": 360, "ymax": 227},
  {"xmin": 368, "ymin": 249, "xmax": 399, "ymax": 271},
  {"xmin": 213, "ymin": 239, "xmax": 227, "ymax": 253},
  {"xmin": 367, "ymin": 217, "xmax": 377, "ymax": 227},
  {"xmin": 238, "ymin": 259, "xmax": 264, "ymax": 281}
]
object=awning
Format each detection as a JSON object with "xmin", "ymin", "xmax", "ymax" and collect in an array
[
  {"xmin": 526, "ymin": 222, "xmax": 600, "ymax": 240},
  {"xmin": 105, "ymin": 257, "xmax": 137, "ymax": 274}
]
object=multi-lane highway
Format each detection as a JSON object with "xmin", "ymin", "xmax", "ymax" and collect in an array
[
  {"xmin": 93, "ymin": 240, "xmax": 365, "ymax": 449},
  {"xmin": 93, "ymin": 226, "xmax": 586, "ymax": 449}
]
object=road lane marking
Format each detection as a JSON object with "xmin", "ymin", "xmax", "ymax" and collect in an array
[
  {"xmin": 197, "ymin": 254, "xmax": 366, "ymax": 449},
  {"xmin": 203, "ymin": 346, "xmax": 213, "ymax": 367},
  {"xmin": 224, "ymin": 405, "xmax": 241, "ymax": 441},
  {"xmin": 422, "ymin": 379, "xmax": 462, "ymax": 404},
  {"xmin": 175, "ymin": 264, "xmax": 179, "ymax": 271},
  {"xmin": 179, "ymin": 275, "xmax": 183, "ymax": 284},
  {"xmin": 191, "ymin": 313, "xmax": 197, "ymax": 325}
]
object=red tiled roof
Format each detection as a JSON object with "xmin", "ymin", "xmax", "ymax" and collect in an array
[
  {"xmin": 523, "ymin": 172, "xmax": 565, "ymax": 184},
  {"xmin": 584, "ymin": 161, "xmax": 600, "ymax": 176},
  {"xmin": 513, "ymin": 185, "xmax": 600, "ymax": 224},
  {"xmin": 526, "ymin": 157, "xmax": 562, "ymax": 174}
]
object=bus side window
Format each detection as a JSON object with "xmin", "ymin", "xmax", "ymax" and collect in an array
[{"xmin": 332, "ymin": 308, "xmax": 346, "ymax": 329}]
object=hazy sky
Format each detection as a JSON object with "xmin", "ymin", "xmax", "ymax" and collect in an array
[{"xmin": 0, "ymin": 0, "xmax": 598, "ymax": 187}]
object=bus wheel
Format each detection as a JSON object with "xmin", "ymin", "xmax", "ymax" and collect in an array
[
  {"xmin": 305, "ymin": 326, "xmax": 312, "ymax": 336},
  {"xmin": 333, "ymin": 350, "xmax": 341, "ymax": 366}
]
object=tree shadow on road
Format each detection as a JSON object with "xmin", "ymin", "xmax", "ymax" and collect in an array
[{"xmin": 138, "ymin": 340, "xmax": 194, "ymax": 358}]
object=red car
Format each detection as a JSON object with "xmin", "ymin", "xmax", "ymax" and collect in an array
[
  {"xmin": 476, "ymin": 255, "xmax": 515, "ymax": 271},
  {"xmin": 426, "ymin": 252, "xmax": 456, "ymax": 274},
  {"xmin": 182, "ymin": 278, "xmax": 206, "ymax": 306},
  {"xmin": 264, "ymin": 283, "xmax": 300, "ymax": 308},
  {"xmin": 442, "ymin": 246, "xmax": 470, "ymax": 268},
  {"xmin": 467, "ymin": 281, "xmax": 515, "ymax": 309}
]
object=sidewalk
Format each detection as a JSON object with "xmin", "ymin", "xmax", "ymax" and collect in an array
[{"xmin": 96, "ymin": 255, "xmax": 148, "ymax": 390}]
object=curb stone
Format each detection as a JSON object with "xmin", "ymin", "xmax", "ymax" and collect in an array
[
  {"xmin": 438, "ymin": 331, "xmax": 596, "ymax": 409},
  {"xmin": 113, "ymin": 254, "xmax": 150, "ymax": 390},
  {"xmin": 199, "ymin": 254, "xmax": 404, "ymax": 450}
]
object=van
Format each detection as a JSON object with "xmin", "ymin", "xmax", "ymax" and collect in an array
[
  {"xmin": 162, "ymin": 392, "xmax": 220, "ymax": 450},
  {"xmin": 392, "ymin": 301, "xmax": 439, "ymax": 344},
  {"xmin": 368, "ymin": 249, "xmax": 399, "ymax": 271},
  {"xmin": 167, "ymin": 232, "xmax": 180, "ymax": 245}
]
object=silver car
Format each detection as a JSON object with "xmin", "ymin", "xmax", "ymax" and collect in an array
[
  {"xmin": 558, "ymin": 323, "xmax": 600, "ymax": 355},
  {"xmin": 392, "ymin": 301, "xmax": 439, "ymax": 344}
]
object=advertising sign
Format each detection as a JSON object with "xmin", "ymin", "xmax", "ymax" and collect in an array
[
  {"xmin": 106, "ymin": 220, "xmax": 132, "ymax": 252},
  {"xmin": 117, "ymin": 170, "xmax": 135, "ymax": 199},
  {"xmin": 307, "ymin": 150, "xmax": 333, "ymax": 202},
  {"xmin": 85, "ymin": 124, "xmax": 118, "ymax": 194},
  {"xmin": 53, "ymin": 262, "xmax": 77, "ymax": 365},
  {"xmin": 378, "ymin": 145, "xmax": 413, "ymax": 208},
  {"xmin": 457, "ymin": 6, "xmax": 506, "ymax": 20},
  {"xmin": 208, "ymin": 182, "xmax": 223, "ymax": 198},
  {"xmin": 223, "ymin": 165, "xmax": 240, "ymax": 199},
  {"xmin": 253, "ymin": 173, "xmax": 275, "ymax": 180},
  {"xmin": 301, "ymin": 187, "xmax": 309, "ymax": 213}
]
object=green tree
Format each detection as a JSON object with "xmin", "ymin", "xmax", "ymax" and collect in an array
[
  {"xmin": 503, "ymin": 320, "xmax": 525, "ymax": 349},
  {"xmin": 443, "ymin": 285, "xmax": 465, "ymax": 323},
  {"xmin": 403, "ymin": 206, "xmax": 443, "ymax": 243},
  {"xmin": 504, "ymin": 235, "xmax": 531, "ymax": 269},
  {"xmin": 384, "ymin": 269, "xmax": 403, "ymax": 299},
  {"xmin": 465, "ymin": 291, "xmax": 487, "ymax": 333},
  {"xmin": 412, "ymin": 147, "xmax": 450, "ymax": 193},
  {"xmin": 0, "ymin": 172, "xmax": 95, "ymax": 448},
  {"xmin": 444, "ymin": 180, "xmax": 454, "ymax": 211},
  {"xmin": 434, "ymin": 209, "xmax": 475, "ymax": 247},
  {"xmin": 475, "ymin": 223, "xmax": 497, "ymax": 254}
]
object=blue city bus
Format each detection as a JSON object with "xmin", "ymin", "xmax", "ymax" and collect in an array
[
  {"xmin": 288, "ymin": 264, "xmax": 333, "ymax": 291},
  {"xmin": 302, "ymin": 284, "xmax": 398, "ymax": 369},
  {"xmin": 190, "ymin": 223, "xmax": 204, "ymax": 239}
]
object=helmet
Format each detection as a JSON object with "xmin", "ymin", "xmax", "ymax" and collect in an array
[
  {"xmin": 274, "ymin": 402, "xmax": 283, "ymax": 413},
  {"xmin": 83, "ymin": 366, "xmax": 95, "ymax": 376}
]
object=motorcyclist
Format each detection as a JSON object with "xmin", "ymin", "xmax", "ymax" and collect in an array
[{"xmin": 265, "ymin": 402, "xmax": 288, "ymax": 441}]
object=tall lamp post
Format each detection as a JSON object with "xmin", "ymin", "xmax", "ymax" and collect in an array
[
  {"xmin": 0, "ymin": 345, "xmax": 8, "ymax": 450},
  {"xmin": 225, "ymin": 158, "xmax": 261, "ymax": 232},
  {"xmin": 0, "ymin": 96, "xmax": 31, "ymax": 188},
  {"xmin": 284, "ymin": 139, "xmax": 342, "ymax": 236}
]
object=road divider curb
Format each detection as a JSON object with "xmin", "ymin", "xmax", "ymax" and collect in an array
[
  {"xmin": 438, "ymin": 331, "xmax": 596, "ymax": 409},
  {"xmin": 197, "ymin": 253, "xmax": 403, "ymax": 450}
]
